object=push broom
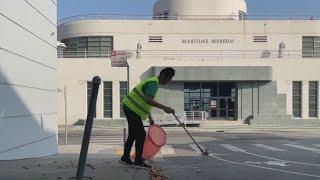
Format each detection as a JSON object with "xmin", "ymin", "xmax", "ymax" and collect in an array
[{"xmin": 172, "ymin": 113, "xmax": 210, "ymax": 156}]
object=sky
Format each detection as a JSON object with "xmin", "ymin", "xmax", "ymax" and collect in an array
[{"xmin": 58, "ymin": 0, "xmax": 320, "ymax": 20}]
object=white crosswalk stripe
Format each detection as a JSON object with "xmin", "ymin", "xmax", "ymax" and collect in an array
[
  {"xmin": 220, "ymin": 144, "xmax": 246, "ymax": 152},
  {"xmin": 91, "ymin": 136, "xmax": 124, "ymax": 146},
  {"xmin": 160, "ymin": 145, "xmax": 176, "ymax": 155},
  {"xmin": 252, "ymin": 144, "xmax": 286, "ymax": 152},
  {"xmin": 283, "ymin": 144, "xmax": 320, "ymax": 153},
  {"xmin": 219, "ymin": 143, "xmax": 320, "ymax": 154},
  {"xmin": 189, "ymin": 144, "xmax": 206, "ymax": 154},
  {"xmin": 313, "ymin": 144, "xmax": 320, "ymax": 147}
]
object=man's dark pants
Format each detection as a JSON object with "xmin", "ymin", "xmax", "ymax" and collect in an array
[{"xmin": 122, "ymin": 106, "xmax": 146, "ymax": 163}]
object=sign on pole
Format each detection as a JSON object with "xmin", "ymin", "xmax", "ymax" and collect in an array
[{"xmin": 111, "ymin": 51, "xmax": 128, "ymax": 67}]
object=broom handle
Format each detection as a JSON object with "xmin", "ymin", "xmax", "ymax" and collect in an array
[{"xmin": 172, "ymin": 113, "xmax": 204, "ymax": 153}]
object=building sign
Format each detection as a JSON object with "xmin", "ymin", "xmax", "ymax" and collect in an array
[
  {"xmin": 111, "ymin": 51, "xmax": 128, "ymax": 67},
  {"xmin": 182, "ymin": 39, "xmax": 234, "ymax": 44}
]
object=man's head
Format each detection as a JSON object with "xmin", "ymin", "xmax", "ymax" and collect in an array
[{"xmin": 158, "ymin": 67, "xmax": 175, "ymax": 85}]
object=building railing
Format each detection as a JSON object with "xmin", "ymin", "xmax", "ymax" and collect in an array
[
  {"xmin": 58, "ymin": 14, "xmax": 320, "ymax": 25},
  {"xmin": 57, "ymin": 50, "xmax": 112, "ymax": 58},
  {"xmin": 58, "ymin": 50, "xmax": 310, "ymax": 59},
  {"xmin": 153, "ymin": 111, "xmax": 207, "ymax": 125}
]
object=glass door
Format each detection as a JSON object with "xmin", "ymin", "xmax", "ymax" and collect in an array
[{"xmin": 184, "ymin": 82, "xmax": 236, "ymax": 120}]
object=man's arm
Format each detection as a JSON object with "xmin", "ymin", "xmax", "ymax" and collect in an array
[{"xmin": 145, "ymin": 97, "xmax": 175, "ymax": 114}]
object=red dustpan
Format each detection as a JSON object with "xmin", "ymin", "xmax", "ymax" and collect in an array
[{"xmin": 142, "ymin": 124, "xmax": 167, "ymax": 160}]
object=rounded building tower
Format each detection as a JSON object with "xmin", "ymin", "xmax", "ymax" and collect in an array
[{"xmin": 153, "ymin": 0, "xmax": 247, "ymax": 20}]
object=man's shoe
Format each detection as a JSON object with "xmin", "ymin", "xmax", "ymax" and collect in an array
[
  {"xmin": 119, "ymin": 157, "xmax": 133, "ymax": 166},
  {"xmin": 133, "ymin": 161, "xmax": 152, "ymax": 169}
]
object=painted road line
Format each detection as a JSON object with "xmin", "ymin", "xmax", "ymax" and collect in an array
[
  {"xmin": 219, "ymin": 144, "xmax": 320, "ymax": 167},
  {"xmin": 209, "ymin": 154, "xmax": 320, "ymax": 178},
  {"xmin": 189, "ymin": 144, "xmax": 201, "ymax": 153},
  {"xmin": 220, "ymin": 144, "xmax": 246, "ymax": 152},
  {"xmin": 91, "ymin": 137, "xmax": 124, "ymax": 145},
  {"xmin": 59, "ymin": 145, "xmax": 120, "ymax": 154},
  {"xmin": 252, "ymin": 144, "xmax": 286, "ymax": 152},
  {"xmin": 92, "ymin": 139, "xmax": 123, "ymax": 142},
  {"xmin": 245, "ymin": 161, "xmax": 289, "ymax": 167},
  {"xmin": 115, "ymin": 149, "xmax": 136, "ymax": 157},
  {"xmin": 160, "ymin": 145, "xmax": 176, "ymax": 155},
  {"xmin": 152, "ymin": 152, "xmax": 165, "ymax": 162},
  {"xmin": 189, "ymin": 144, "xmax": 206, "ymax": 154},
  {"xmin": 283, "ymin": 144, "xmax": 320, "ymax": 153},
  {"xmin": 91, "ymin": 138, "xmax": 123, "ymax": 141},
  {"xmin": 313, "ymin": 144, "xmax": 320, "ymax": 147}
]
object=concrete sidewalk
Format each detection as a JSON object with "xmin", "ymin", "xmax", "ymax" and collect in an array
[{"xmin": 0, "ymin": 153, "xmax": 149, "ymax": 180}]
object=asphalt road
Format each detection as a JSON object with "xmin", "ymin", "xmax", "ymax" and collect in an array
[{"xmin": 59, "ymin": 128, "xmax": 320, "ymax": 180}]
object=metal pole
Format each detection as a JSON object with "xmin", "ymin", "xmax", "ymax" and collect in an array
[
  {"xmin": 64, "ymin": 85, "xmax": 68, "ymax": 145},
  {"xmin": 126, "ymin": 65, "xmax": 130, "ymax": 95},
  {"xmin": 123, "ymin": 64, "xmax": 129, "ymax": 147},
  {"xmin": 76, "ymin": 76, "xmax": 101, "ymax": 180}
]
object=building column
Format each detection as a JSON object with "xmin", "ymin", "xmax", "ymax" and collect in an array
[
  {"xmin": 112, "ymin": 81, "xmax": 120, "ymax": 119},
  {"xmin": 302, "ymin": 81, "xmax": 309, "ymax": 119}
]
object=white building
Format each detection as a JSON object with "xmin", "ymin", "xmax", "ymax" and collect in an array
[
  {"xmin": 0, "ymin": 1, "xmax": 58, "ymax": 160},
  {"xmin": 58, "ymin": 0, "xmax": 320, "ymax": 126}
]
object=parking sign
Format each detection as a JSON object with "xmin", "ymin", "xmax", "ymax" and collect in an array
[{"xmin": 111, "ymin": 51, "xmax": 128, "ymax": 67}]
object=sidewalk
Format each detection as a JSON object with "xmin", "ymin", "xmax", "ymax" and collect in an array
[{"xmin": 0, "ymin": 149, "xmax": 149, "ymax": 180}]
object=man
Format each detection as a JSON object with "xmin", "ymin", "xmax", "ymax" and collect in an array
[{"xmin": 120, "ymin": 67, "xmax": 175, "ymax": 168}]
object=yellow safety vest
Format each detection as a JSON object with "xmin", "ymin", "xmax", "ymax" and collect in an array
[{"xmin": 122, "ymin": 77, "xmax": 159, "ymax": 120}]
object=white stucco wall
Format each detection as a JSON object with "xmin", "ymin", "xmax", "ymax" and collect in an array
[
  {"xmin": 58, "ymin": 57, "xmax": 320, "ymax": 125},
  {"xmin": 57, "ymin": 19, "xmax": 320, "ymax": 124},
  {"xmin": 0, "ymin": 0, "xmax": 57, "ymax": 160},
  {"xmin": 153, "ymin": 0, "xmax": 247, "ymax": 19}
]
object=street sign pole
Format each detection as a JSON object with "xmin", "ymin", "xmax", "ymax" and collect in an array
[
  {"xmin": 111, "ymin": 51, "xmax": 129, "ymax": 148},
  {"xmin": 111, "ymin": 50, "xmax": 129, "ymax": 92},
  {"xmin": 127, "ymin": 65, "xmax": 129, "ymax": 94}
]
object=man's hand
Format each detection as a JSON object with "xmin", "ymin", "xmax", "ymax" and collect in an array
[
  {"xmin": 149, "ymin": 115, "xmax": 155, "ymax": 125},
  {"xmin": 163, "ymin": 106, "xmax": 175, "ymax": 114}
]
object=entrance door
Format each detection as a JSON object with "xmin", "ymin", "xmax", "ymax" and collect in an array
[
  {"xmin": 184, "ymin": 82, "xmax": 236, "ymax": 120},
  {"xmin": 210, "ymin": 97, "xmax": 235, "ymax": 120},
  {"xmin": 219, "ymin": 98, "xmax": 227, "ymax": 118}
]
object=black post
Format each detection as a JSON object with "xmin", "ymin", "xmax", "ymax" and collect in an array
[{"xmin": 76, "ymin": 76, "xmax": 101, "ymax": 180}]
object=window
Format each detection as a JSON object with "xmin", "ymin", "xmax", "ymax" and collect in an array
[
  {"xmin": 87, "ymin": 82, "xmax": 96, "ymax": 118},
  {"xmin": 62, "ymin": 36, "xmax": 113, "ymax": 58},
  {"xmin": 184, "ymin": 83, "xmax": 201, "ymax": 111},
  {"xmin": 153, "ymin": 11, "xmax": 170, "ymax": 20},
  {"xmin": 104, "ymin": 82, "xmax": 113, "ymax": 118},
  {"xmin": 309, "ymin": 81, "xmax": 318, "ymax": 118},
  {"xmin": 120, "ymin": 82, "xmax": 128, "ymax": 118},
  {"xmin": 303, "ymin": 36, "xmax": 320, "ymax": 58},
  {"xmin": 292, "ymin": 82, "xmax": 302, "ymax": 118}
]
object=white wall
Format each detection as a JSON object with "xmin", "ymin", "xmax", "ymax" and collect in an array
[
  {"xmin": 58, "ymin": 59, "xmax": 127, "ymax": 124},
  {"xmin": 153, "ymin": 0, "xmax": 247, "ymax": 19},
  {"xmin": 58, "ymin": 20, "xmax": 320, "ymax": 53},
  {"xmin": 58, "ymin": 57, "xmax": 320, "ymax": 125},
  {"xmin": 0, "ymin": 0, "xmax": 57, "ymax": 160},
  {"xmin": 57, "ymin": 19, "xmax": 320, "ymax": 124}
]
